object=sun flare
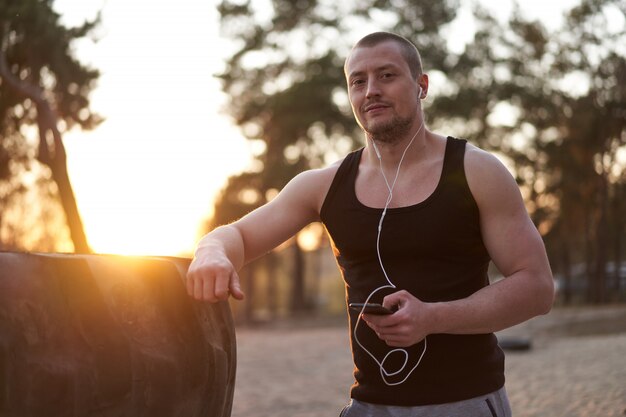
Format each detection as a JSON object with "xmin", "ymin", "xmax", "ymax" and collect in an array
[{"xmin": 65, "ymin": 116, "xmax": 250, "ymax": 257}]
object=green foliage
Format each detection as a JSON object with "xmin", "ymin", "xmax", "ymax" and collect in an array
[
  {"xmin": 0, "ymin": 0, "xmax": 101, "ymax": 134},
  {"xmin": 0, "ymin": 0, "xmax": 101, "ymax": 251},
  {"xmin": 213, "ymin": 0, "xmax": 460, "ymax": 225},
  {"xmin": 213, "ymin": 0, "xmax": 626, "ymax": 304}
]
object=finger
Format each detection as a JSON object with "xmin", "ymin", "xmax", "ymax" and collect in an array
[
  {"xmin": 364, "ymin": 313, "xmax": 400, "ymax": 330},
  {"xmin": 385, "ymin": 339, "xmax": 407, "ymax": 347},
  {"xmin": 362, "ymin": 313, "xmax": 389, "ymax": 324},
  {"xmin": 362, "ymin": 313, "xmax": 375, "ymax": 322},
  {"xmin": 213, "ymin": 270, "xmax": 230, "ymax": 301},
  {"xmin": 362, "ymin": 314, "xmax": 382, "ymax": 332},
  {"xmin": 186, "ymin": 270, "xmax": 195, "ymax": 296},
  {"xmin": 194, "ymin": 273, "xmax": 205, "ymax": 300},
  {"xmin": 229, "ymin": 271, "xmax": 245, "ymax": 300},
  {"xmin": 381, "ymin": 333, "xmax": 403, "ymax": 346},
  {"xmin": 382, "ymin": 290, "xmax": 407, "ymax": 310}
]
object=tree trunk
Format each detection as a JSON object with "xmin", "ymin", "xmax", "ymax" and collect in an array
[
  {"xmin": 584, "ymin": 202, "xmax": 596, "ymax": 303},
  {"xmin": 35, "ymin": 102, "xmax": 91, "ymax": 253},
  {"xmin": 0, "ymin": 48, "xmax": 90, "ymax": 253},
  {"xmin": 309, "ymin": 247, "xmax": 322, "ymax": 312},
  {"xmin": 290, "ymin": 238, "xmax": 307, "ymax": 314},
  {"xmin": 265, "ymin": 252, "xmax": 278, "ymax": 318},
  {"xmin": 612, "ymin": 184, "xmax": 623, "ymax": 297},
  {"xmin": 592, "ymin": 176, "xmax": 609, "ymax": 304},
  {"xmin": 560, "ymin": 235, "xmax": 572, "ymax": 305},
  {"xmin": 242, "ymin": 263, "xmax": 256, "ymax": 325}
]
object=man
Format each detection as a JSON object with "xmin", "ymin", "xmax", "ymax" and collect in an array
[{"xmin": 187, "ymin": 32, "xmax": 554, "ymax": 416}]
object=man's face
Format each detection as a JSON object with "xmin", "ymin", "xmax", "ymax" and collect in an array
[{"xmin": 345, "ymin": 41, "xmax": 422, "ymax": 143}]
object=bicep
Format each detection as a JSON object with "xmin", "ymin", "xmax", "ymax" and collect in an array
[
  {"xmin": 231, "ymin": 169, "xmax": 330, "ymax": 263},
  {"xmin": 481, "ymin": 199, "xmax": 548, "ymax": 278}
]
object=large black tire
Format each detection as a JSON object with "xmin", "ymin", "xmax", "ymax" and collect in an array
[{"xmin": 0, "ymin": 252, "xmax": 236, "ymax": 417}]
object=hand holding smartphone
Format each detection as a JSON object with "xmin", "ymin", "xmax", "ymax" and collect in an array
[{"xmin": 349, "ymin": 302, "xmax": 396, "ymax": 315}]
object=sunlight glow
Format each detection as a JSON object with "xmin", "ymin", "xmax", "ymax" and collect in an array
[
  {"xmin": 50, "ymin": 0, "xmax": 582, "ymax": 256},
  {"xmin": 57, "ymin": 0, "xmax": 251, "ymax": 256}
]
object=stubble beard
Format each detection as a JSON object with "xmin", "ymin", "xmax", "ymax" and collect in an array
[{"xmin": 363, "ymin": 114, "xmax": 414, "ymax": 145}]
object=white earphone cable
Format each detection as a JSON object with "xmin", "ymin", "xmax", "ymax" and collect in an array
[{"xmin": 354, "ymin": 117, "xmax": 428, "ymax": 386}]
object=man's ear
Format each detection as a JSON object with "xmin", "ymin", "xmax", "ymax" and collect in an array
[{"xmin": 417, "ymin": 73, "xmax": 429, "ymax": 99}]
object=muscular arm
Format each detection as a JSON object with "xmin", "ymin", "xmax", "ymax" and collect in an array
[
  {"xmin": 365, "ymin": 146, "xmax": 555, "ymax": 346},
  {"xmin": 186, "ymin": 166, "xmax": 337, "ymax": 302},
  {"xmin": 427, "ymin": 146, "xmax": 554, "ymax": 334}
]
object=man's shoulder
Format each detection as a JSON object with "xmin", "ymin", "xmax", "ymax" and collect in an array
[
  {"xmin": 281, "ymin": 158, "xmax": 346, "ymax": 214},
  {"xmin": 294, "ymin": 158, "xmax": 344, "ymax": 184},
  {"xmin": 462, "ymin": 143, "xmax": 522, "ymax": 208},
  {"xmin": 463, "ymin": 143, "xmax": 511, "ymax": 177}
]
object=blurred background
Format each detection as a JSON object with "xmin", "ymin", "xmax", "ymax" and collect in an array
[{"xmin": 1, "ymin": 0, "xmax": 625, "ymax": 326}]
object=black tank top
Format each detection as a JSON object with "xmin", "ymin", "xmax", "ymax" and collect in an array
[{"xmin": 320, "ymin": 137, "xmax": 505, "ymax": 406}]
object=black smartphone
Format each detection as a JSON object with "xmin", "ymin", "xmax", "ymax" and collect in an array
[{"xmin": 349, "ymin": 302, "xmax": 395, "ymax": 315}]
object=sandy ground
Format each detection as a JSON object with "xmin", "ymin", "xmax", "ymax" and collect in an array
[{"xmin": 230, "ymin": 305, "xmax": 626, "ymax": 417}]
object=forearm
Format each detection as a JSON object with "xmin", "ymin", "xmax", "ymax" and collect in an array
[
  {"xmin": 428, "ymin": 269, "xmax": 554, "ymax": 335},
  {"xmin": 195, "ymin": 225, "xmax": 246, "ymax": 271}
]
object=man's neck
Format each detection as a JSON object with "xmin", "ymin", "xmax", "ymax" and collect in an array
[{"xmin": 366, "ymin": 128, "xmax": 430, "ymax": 166}]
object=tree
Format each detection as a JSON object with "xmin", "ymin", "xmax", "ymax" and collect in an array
[
  {"xmin": 501, "ymin": 0, "xmax": 626, "ymax": 303},
  {"xmin": 0, "ymin": 0, "xmax": 101, "ymax": 252},
  {"xmin": 565, "ymin": 0, "xmax": 626, "ymax": 302},
  {"xmin": 211, "ymin": 0, "xmax": 461, "ymax": 317},
  {"xmin": 429, "ymin": 0, "xmax": 626, "ymax": 303},
  {"xmin": 212, "ymin": 0, "xmax": 626, "ymax": 306}
]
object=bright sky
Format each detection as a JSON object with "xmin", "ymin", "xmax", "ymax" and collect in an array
[
  {"xmin": 58, "ymin": 0, "xmax": 251, "ymax": 256},
  {"xmin": 54, "ymin": 0, "xmax": 580, "ymax": 257}
]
